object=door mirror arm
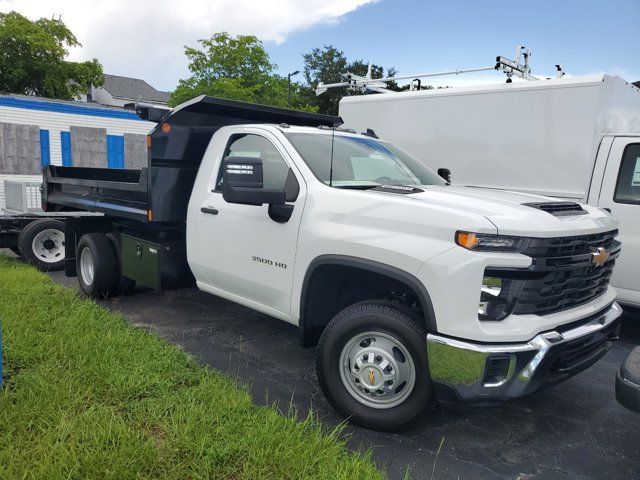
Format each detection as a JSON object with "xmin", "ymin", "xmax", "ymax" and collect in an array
[
  {"xmin": 268, "ymin": 203, "xmax": 294, "ymax": 223},
  {"xmin": 222, "ymin": 155, "xmax": 294, "ymax": 221}
]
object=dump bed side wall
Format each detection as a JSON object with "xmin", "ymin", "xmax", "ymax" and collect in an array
[{"xmin": 340, "ymin": 77, "xmax": 640, "ymax": 201}]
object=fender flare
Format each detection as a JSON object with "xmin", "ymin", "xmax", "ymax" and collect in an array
[{"xmin": 299, "ymin": 254, "xmax": 438, "ymax": 346}]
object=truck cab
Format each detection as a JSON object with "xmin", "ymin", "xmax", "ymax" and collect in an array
[
  {"xmin": 589, "ymin": 135, "xmax": 640, "ymax": 307},
  {"xmin": 43, "ymin": 96, "xmax": 624, "ymax": 430}
]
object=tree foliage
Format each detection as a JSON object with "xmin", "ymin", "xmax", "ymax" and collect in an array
[
  {"xmin": 301, "ymin": 45, "xmax": 402, "ymax": 115},
  {"xmin": 0, "ymin": 11, "xmax": 103, "ymax": 99},
  {"xmin": 170, "ymin": 33, "xmax": 314, "ymax": 110}
]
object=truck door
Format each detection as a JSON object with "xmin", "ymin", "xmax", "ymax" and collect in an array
[
  {"xmin": 191, "ymin": 129, "xmax": 305, "ymax": 320},
  {"xmin": 596, "ymin": 137, "xmax": 640, "ymax": 307}
]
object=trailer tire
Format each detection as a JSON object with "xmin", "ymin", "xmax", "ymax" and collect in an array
[
  {"xmin": 105, "ymin": 232, "xmax": 136, "ymax": 295},
  {"xmin": 17, "ymin": 219, "xmax": 66, "ymax": 271},
  {"xmin": 76, "ymin": 233, "xmax": 119, "ymax": 298},
  {"xmin": 316, "ymin": 300, "xmax": 432, "ymax": 431}
]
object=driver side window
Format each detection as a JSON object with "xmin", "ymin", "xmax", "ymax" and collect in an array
[
  {"xmin": 614, "ymin": 144, "xmax": 640, "ymax": 205},
  {"xmin": 216, "ymin": 133, "xmax": 299, "ymax": 201}
]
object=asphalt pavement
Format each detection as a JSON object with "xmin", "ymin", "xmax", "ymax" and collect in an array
[{"xmin": 18, "ymin": 258, "xmax": 640, "ymax": 479}]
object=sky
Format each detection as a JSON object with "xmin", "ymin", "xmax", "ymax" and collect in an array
[{"xmin": 1, "ymin": 0, "xmax": 639, "ymax": 92}]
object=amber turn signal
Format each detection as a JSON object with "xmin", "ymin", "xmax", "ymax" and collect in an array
[{"xmin": 455, "ymin": 231, "xmax": 480, "ymax": 249}]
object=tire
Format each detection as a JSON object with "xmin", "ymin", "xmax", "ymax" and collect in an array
[
  {"xmin": 316, "ymin": 300, "xmax": 432, "ymax": 431},
  {"xmin": 17, "ymin": 219, "xmax": 66, "ymax": 271},
  {"xmin": 76, "ymin": 233, "xmax": 120, "ymax": 298},
  {"xmin": 105, "ymin": 232, "xmax": 136, "ymax": 295}
]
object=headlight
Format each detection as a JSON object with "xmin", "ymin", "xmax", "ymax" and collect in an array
[
  {"xmin": 478, "ymin": 275, "xmax": 524, "ymax": 321},
  {"xmin": 455, "ymin": 231, "xmax": 528, "ymax": 252}
]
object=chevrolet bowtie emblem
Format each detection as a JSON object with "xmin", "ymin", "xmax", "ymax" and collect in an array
[
  {"xmin": 368, "ymin": 368, "xmax": 375, "ymax": 385},
  {"xmin": 591, "ymin": 247, "xmax": 610, "ymax": 267}
]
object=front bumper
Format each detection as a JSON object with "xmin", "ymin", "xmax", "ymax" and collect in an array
[{"xmin": 426, "ymin": 302, "xmax": 623, "ymax": 403}]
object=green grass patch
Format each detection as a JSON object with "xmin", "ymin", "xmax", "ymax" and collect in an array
[{"xmin": 0, "ymin": 255, "xmax": 384, "ymax": 479}]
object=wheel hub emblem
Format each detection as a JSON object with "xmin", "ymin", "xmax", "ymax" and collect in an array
[{"xmin": 368, "ymin": 368, "xmax": 375, "ymax": 385}]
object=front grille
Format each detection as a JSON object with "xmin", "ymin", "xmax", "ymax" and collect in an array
[
  {"xmin": 487, "ymin": 230, "xmax": 621, "ymax": 316},
  {"xmin": 514, "ymin": 261, "xmax": 615, "ymax": 315},
  {"xmin": 523, "ymin": 202, "xmax": 587, "ymax": 217}
]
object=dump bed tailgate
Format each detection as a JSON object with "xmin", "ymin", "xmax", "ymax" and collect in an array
[{"xmin": 43, "ymin": 165, "xmax": 148, "ymax": 221}]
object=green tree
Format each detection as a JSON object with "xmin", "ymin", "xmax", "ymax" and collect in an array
[
  {"xmin": 170, "ymin": 32, "xmax": 315, "ymax": 111},
  {"xmin": 0, "ymin": 11, "xmax": 103, "ymax": 99},
  {"xmin": 301, "ymin": 45, "xmax": 402, "ymax": 115},
  {"xmin": 301, "ymin": 45, "xmax": 349, "ymax": 116}
]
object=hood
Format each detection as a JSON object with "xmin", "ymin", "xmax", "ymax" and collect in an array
[{"xmin": 374, "ymin": 185, "xmax": 618, "ymax": 237}]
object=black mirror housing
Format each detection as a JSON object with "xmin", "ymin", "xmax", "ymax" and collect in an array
[
  {"xmin": 437, "ymin": 168, "xmax": 451, "ymax": 183},
  {"xmin": 223, "ymin": 156, "xmax": 264, "ymax": 188},
  {"xmin": 223, "ymin": 186, "xmax": 285, "ymax": 206},
  {"xmin": 616, "ymin": 346, "xmax": 640, "ymax": 413},
  {"xmin": 222, "ymin": 156, "xmax": 286, "ymax": 206}
]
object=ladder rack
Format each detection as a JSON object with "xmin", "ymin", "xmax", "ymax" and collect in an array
[{"xmin": 316, "ymin": 46, "xmax": 560, "ymax": 96}]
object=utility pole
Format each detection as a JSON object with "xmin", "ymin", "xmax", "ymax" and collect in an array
[{"xmin": 287, "ymin": 70, "xmax": 300, "ymax": 107}]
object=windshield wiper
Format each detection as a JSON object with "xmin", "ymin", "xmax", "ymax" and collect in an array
[{"xmin": 335, "ymin": 185, "xmax": 380, "ymax": 190}]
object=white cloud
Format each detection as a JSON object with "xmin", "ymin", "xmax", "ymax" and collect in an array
[{"xmin": 0, "ymin": 0, "xmax": 377, "ymax": 91}]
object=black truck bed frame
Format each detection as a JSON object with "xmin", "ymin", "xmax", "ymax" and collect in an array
[{"xmin": 43, "ymin": 96, "xmax": 341, "ymax": 224}]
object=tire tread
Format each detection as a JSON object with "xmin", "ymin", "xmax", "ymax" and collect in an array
[{"xmin": 316, "ymin": 299, "xmax": 431, "ymax": 431}]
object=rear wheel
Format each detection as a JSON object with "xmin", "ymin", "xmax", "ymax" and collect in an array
[
  {"xmin": 17, "ymin": 219, "xmax": 65, "ymax": 271},
  {"xmin": 316, "ymin": 300, "xmax": 432, "ymax": 431},
  {"xmin": 76, "ymin": 233, "xmax": 119, "ymax": 298}
]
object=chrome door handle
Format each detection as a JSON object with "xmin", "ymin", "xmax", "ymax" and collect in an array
[{"xmin": 201, "ymin": 206, "xmax": 219, "ymax": 215}]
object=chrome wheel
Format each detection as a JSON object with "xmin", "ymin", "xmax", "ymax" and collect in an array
[
  {"xmin": 31, "ymin": 228, "xmax": 65, "ymax": 264},
  {"xmin": 79, "ymin": 246, "xmax": 95, "ymax": 285},
  {"xmin": 339, "ymin": 331, "xmax": 416, "ymax": 409}
]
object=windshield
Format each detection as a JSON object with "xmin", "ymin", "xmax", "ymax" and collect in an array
[{"xmin": 284, "ymin": 132, "xmax": 446, "ymax": 188}]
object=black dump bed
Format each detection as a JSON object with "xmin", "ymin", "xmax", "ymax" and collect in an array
[{"xmin": 43, "ymin": 96, "xmax": 341, "ymax": 223}]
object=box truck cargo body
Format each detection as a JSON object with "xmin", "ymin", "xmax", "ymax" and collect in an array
[{"xmin": 339, "ymin": 74, "xmax": 640, "ymax": 307}]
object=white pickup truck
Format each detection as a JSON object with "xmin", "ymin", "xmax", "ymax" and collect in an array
[{"xmin": 43, "ymin": 97, "xmax": 623, "ymax": 430}]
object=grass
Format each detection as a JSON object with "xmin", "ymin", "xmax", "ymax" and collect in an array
[{"xmin": 0, "ymin": 255, "xmax": 384, "ymax": 480}]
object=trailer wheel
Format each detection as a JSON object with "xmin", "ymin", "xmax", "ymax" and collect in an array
[
  {"xmin": 316, "ymin": 300, "xmax": 432, "ymax": 431},
  {"xmin": 105, "ymin": 232, "xmax": 136, "ymax": 295},
  {"xmin": 76, "ymin": 233, "xmax": 119, "ymax": 298},
  {"xmin": 17, "ymin": 219, "xmax": 66, "ymax": 271}
]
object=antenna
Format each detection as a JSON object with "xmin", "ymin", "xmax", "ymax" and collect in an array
[{"xmin": 329, "ymin": 126, "xmax": 336, "ymax": 187}]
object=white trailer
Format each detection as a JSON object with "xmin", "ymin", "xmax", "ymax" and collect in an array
[{"xmin": 339, "ymin": 74, "xmax": 640, "ymax": 308}]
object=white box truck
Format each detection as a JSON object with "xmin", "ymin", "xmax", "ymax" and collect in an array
[{"xmin": 339, "ymin": 74, "xmax": 640, "ymax": 308}]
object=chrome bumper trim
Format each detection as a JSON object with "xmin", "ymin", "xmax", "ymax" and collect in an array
[{"xmin": 426, "ymin": 302, "xmax": 622, "ymax": 401}]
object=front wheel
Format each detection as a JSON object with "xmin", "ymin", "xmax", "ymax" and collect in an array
[{"xmin": 316, "ymin": 301, "xmax": 432, "ymax": 431}]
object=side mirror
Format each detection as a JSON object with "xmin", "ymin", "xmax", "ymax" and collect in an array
[
  {"xmin": 616, "ymin": 346, "xmax": 640, "ymax": 413},
  {"xmin": 437, "ymin": 168, "xmax": 451, "ymax": 183},
  {"xmin": 222, "ymin": 156, "xmax": 285, "ymax": 206}
]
